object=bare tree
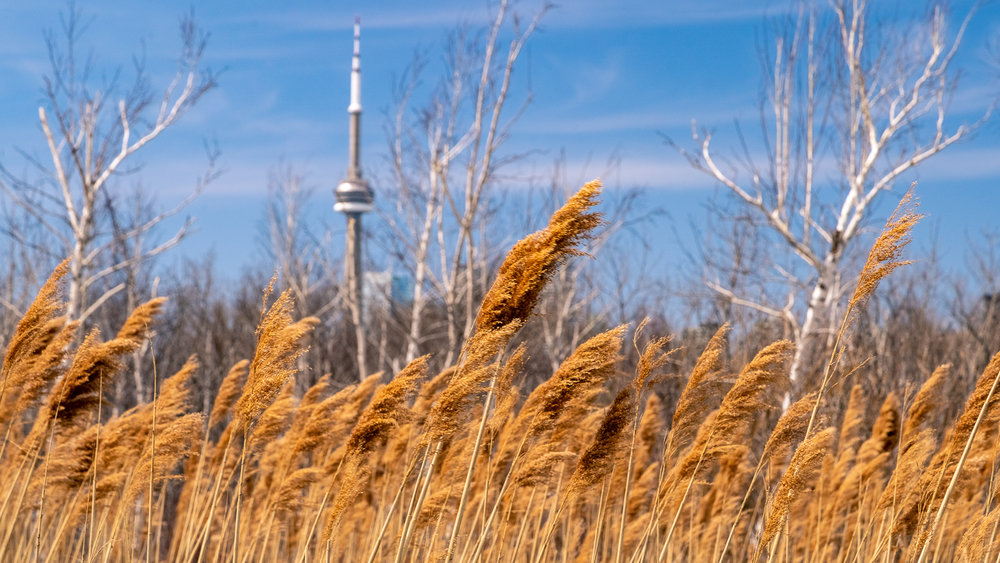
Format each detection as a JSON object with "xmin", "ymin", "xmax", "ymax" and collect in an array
[
  {"xmin": 952, "ymin": 230, "xmax": 1000, "ymax": 376},
  {"xmin": 104, "ymin": 187, "xmax": 167, "ymax": 409},
  {"xmin": 1, "ymin": 7, "xmax": 217, "ymax": 324},
  {"xmin": 673, "ymin": 0, "xmax": 992, "ymax": 387},
  {"xmin": 264, "ymin": 164, "xmax": 339, "ymax": 318},
  {"xmin": 381, "ymin": 0, "xmax": 548, "ymax": 368}
]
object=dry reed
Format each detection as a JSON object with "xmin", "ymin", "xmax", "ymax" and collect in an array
[{"xmin": 2, "ymin": 185, "xmax": 996, "ymax": 563}]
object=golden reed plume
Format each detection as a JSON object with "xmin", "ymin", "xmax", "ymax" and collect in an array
[{"xmin": 3, "ymin": 183, "xmax": 998, "ymax": 563}]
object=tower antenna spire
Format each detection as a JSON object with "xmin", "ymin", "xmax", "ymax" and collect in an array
[{"xmin": 347, "ymin": 16, "xmax": 362, "ymax": 179}]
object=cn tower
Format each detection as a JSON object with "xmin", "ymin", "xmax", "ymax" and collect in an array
[{"xmin": 335, "ymin": 18, "xmax": 373, "ymax": 380}]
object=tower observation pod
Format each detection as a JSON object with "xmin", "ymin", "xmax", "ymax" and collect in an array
[{"xmin": 335, "ymin": 17, "xmax": 374, "ymax": 215}]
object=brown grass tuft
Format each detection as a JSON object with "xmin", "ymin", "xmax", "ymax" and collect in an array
[
  {"xmin": 760, "ymin": 427, "xmax": 835, "ymax": 553},
  {"xmin": 525, "ymin": 325, "xmax": 626, "ymax": 441},
  {"xmin": 208, "ymin": 360, "xmax": 250, "ymax": 429},
  {"xmin": 666, "ymin": 323, "xmax": 730, "ymax": 465},
  {"xmin": 765, "ymin": 392, "xmax": 819, "ymax": 473},
  {"xmin": 896, "ymin": 350, "xmax": 1000, "ymax": 538},
  {"xmin": 848, "ymin": 188, "xmax": 923, "ymax": 313},
  {"xmin": 39, "ymin": 298, "xmax": 166, "ymax": 437},
  {"xmin": 1, "ymin": 259, "xmax": 69, "ymax": 378},
  {"xmin": 233, "ymin": 286, "xmax": 318, "ymax": 431},
  {"xmin": 476, "ymin": 180, "xmax": 603, "ymax": 332},
  {"xmin": 901, "ymin": 364, "xmax": 949, "ymax": 452},
  {"xmin": 124, "ymin": 413, "xmax": 204, "ymax": 504},
  {"xmin": 566, "ymin": 380, "xmax": 635, "ymax": 498},
  {"xmin": 347, "ymin": 356, "xmax": 428, "ymax": 457},
  {"xmin": 424, "ymin": 322, "xmax": 522, "ymax": 444},
  {"xmin": 323, "ymin": 357, "xmax": 428, "ymax": 542},
  {"xmin": 711, "ymin": 340, "xmax": 795, "ymax": 451}
]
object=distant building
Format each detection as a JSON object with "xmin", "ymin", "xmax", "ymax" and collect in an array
[
  {"xmin": 391, "ymin": 274, "xmax": 414, "ymax": 305},
  {"xmin": 364, "ymin": 270, "xmax": 414, "ymax": 318}
]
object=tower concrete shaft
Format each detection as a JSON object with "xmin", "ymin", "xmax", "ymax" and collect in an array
[{"xmin": 345, "ymin": 213, "xmax": 365, "ymax": 380}]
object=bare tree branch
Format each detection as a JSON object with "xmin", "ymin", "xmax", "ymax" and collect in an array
[{"xmin": 672, "ymin": 0, "xmax": 993, "ymax": 387}]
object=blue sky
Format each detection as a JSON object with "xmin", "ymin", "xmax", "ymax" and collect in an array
[{"xmin": 1, "ymin": 0, "xmax": 999, "ymax": 287}]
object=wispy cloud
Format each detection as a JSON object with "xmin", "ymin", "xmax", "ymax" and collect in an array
[
  {"xmin": 214, "ymin": 0, "xmax": 782, "ymax": 35},
  {"xmin": 561, "ymin": 55, "xmax": 623, "ymax": 108},
  {"xmin": 519, "ymin": 103, "xmax": 752, "ymax": 136},
  {"xmin": 547, "ymin": 0, "xmax": 792, "ymax": 29},
  {"xmin": 599, "ymin": 156, "xmax": 720, "ymax": 190},
  {"xmin": 912, "ymin": 145, "xmax": 1000, "ymax": 183},
  {"xmin": 504, "ymin": 151, "xmax": 719, "ymax": 191},
  {"xmin": 218, "ymin": 4, "xmax": 493, "ymax": 32}
]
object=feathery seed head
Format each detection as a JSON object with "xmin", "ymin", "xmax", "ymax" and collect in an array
[
  {"xmin": 848, "ymin": 188, "xmax": 922, "ymax": 313},
  {"xmin": 567, "ymin": 379, "xmax": 635, "ymax": 498},
  {"xmin": 44, "ymin": 299, "xmax": 166, "ymax": 434},
  {"xmin": 765, "ymin": 392, "xmax": 819, "ymax": 469},
  {"xmin": 248, "ymin": 381, "xmax": 298, "ymax": 453},
  {"xmin": 633, "ymin": 318, "xmax": 675, "ymax": 390},
  {"xmin": 838, "ymin": 385, "xmax": 866, "ymax": 457},
  {"xmin": 516, "ymin": 450, "xmax": 577, "ymax": 488},
  {"xmin": 234, "ymin": 288, "xmax": 318, "ymax": 431},
  {"xmin": 114, "ymin": 297, "xmax": 166, "ymax": 343},
  {"xmin": 857, "ymin": 392, "xmax": 900, "ymax": 467},
  {"xmin": 426, "ymin": 322, "xmax": 522, "ymax": 443},
  {"xmin": 902, "ymin": 364, "xmax": 949, "ymax": 452},
  {"xmin": 527, "ymin": 325, "xmax": 626, "ymax": 440},
  {"xmin": 209, "ymin": 360, "xmax": 250, "ymax": 429},
  {"xmin": 488, "ymin": 344, "xmax": 526, "ymax": 439},
  {"xmin": 2, "ymin": 259, "xmax": 68, "ymax": 376},
  {"xmin": 761, "ymin": 427, "xmax": 835, "ymax": 550},
  {"xmin": 291, "ymin": 381, "xmax": 358, "ymax": 458},
  {"xmin": 124, "ymin": 413, "xmax": 204, "ymax": 505},
  {"xmin": 4, "ymin": 318, "xmax": 79, "ymax": 429},
  {"xmin": 713, "ymin": 340, "xmax": 795, "ymax": 447},
  {"xmin": 476, "ymin": 180, "xmax": 603, "ymax": 332},
  {"xmin": 347, "ymin": 355, "xmax": 428, "ymax": 456},
  {"xmin": 667, "ymin": 323, "xmax": 730, "ymax": 463}
]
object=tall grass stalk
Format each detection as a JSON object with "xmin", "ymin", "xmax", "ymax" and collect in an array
[
  {"xmin": 445, "ymin": 376, "xmax": 495, "ymax": 562},
  {"xmin": 917, "ymin": 362, "xmax": 1000, "ymax": 563},
  {"xmin": 145, "ymin": 336, "xmax": 157, "ymax": 563}
]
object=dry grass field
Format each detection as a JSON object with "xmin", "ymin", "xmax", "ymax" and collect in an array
[{"xmin": 1, "ymin": 181, "xmax": 998, "ymax": 562}]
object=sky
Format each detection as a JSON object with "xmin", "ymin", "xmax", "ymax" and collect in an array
[{"xmin": 1, "ymin": 0, "xmax": 999, "ymax": 290}]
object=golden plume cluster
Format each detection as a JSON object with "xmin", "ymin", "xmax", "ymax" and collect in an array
[{"xmin": 1, "ymin": 183, "xmax": 998, "ymax": 563}]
